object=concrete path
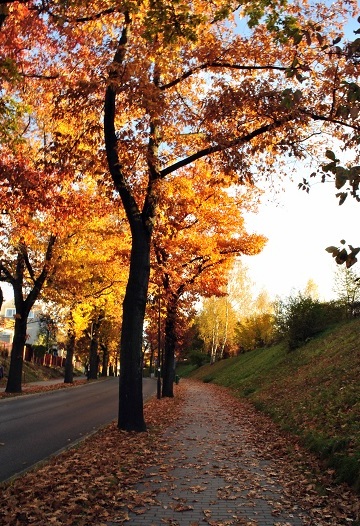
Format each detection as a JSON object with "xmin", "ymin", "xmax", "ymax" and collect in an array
[{"xmin": 108, "ymin": 381, "xmax": 314, "ymax": 526}]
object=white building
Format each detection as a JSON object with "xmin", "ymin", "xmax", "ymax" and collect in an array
[{"xmin": 0, "ymin": 300, "xmax": 42, "ymax": 356}]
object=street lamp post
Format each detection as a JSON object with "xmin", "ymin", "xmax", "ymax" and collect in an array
[{"xmin": 157, "ymin": 287, "xmax": 161, "ymax": 399}]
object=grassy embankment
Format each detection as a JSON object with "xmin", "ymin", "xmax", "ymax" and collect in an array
[
  {"xmin": 0, "ymin": 357, "xmax": 65, "ymax": 389},
  {"xmin": 178, "ymin": 318, "xmax": 360, "ymax": 492}
]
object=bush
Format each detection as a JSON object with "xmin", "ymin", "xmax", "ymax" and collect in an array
[
  {"xmin": 274, "ymin": 294, "xmax": 343, "ymax": 351},
  {"xmin": 188, "ymin": 349, "xmax": 209, "ymax": 368}
]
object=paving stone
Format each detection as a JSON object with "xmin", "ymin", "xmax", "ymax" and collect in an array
[{"xmin": 107, "ymin": 382, "xmax": 310, "ymax": 525}]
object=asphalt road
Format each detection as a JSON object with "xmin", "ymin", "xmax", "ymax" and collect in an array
[{"xmin": 0, "ymin": 377, "xmax": 157, "ymax": 483}]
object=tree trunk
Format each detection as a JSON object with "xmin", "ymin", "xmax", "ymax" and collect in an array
[
  {"xmin": 104, "ymin": 27, "xmax": 151, "ymax": 430},
  {"xmin": 210, "ymin": 321, "xmax": 218, "ymax": 364},
  {"xmin": 89, "ymin": 313, "xmax": 104, "ymax": 379},
  {"xmin": 64, "ymin": 327, "xmax": 75, "ymax": 383},
  {"xmin": 118, "ymin": 229, "xmax": 149, "ymax": 432},
  {"xmin": 4, "ymin": 237, "xmax": 56, "ymax": 393},
  {"xmin": 162, "ymin": 301, "xmax": 176, "ymax": 398},
  {"xmin": 89, "ymin": 327, "xmax": 99, "ymax": 380},
  {"xmin": 6, "ymin": 311, "xmax": 28, "ymax": 393},
  {"xmin": 219, "ymin": 300, "xmax": 229, "ymax": 360},
  {"xmin": 149, "ymin": 343, "xmax": 155, "ymax": 376},
  {"xmin": 101, "ymin": 343, "xmax": 109, "ymax": 377}
]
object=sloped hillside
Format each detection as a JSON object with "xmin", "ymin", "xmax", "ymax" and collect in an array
[{"xmin": 0, "ymin": 357, "xmax": 64, "ymax": 388}]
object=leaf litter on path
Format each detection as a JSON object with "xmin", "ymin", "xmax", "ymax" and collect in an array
[{"xmin": 0, "ymin": 380, "xmax": 358, "ymax": 525}]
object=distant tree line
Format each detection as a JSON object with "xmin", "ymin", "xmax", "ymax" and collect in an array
[{"xmin": 183, "ymin": 266, "xmax": 360, "ymax": 365}]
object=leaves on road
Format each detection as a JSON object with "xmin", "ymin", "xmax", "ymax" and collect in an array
[{"xmin": 0, "ymin": 379, "xmax": 88, "ymax": 399}]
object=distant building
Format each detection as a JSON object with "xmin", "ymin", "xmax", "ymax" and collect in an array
[
  {"xmin": 0, "ymin": 300, "xmax": 80, "ymax": 369},
  {"xmin": 0, "ymin": 300, "xmax": 42, "ymax": 357}
]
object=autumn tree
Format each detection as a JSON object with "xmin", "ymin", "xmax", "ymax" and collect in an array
[
  {"xmin": 0, "ymin": 180, "xmax": 114, "ymax": 392},
  {"xmin": 101, "ymin": 1, "xmax": 359, "ymax": 429},
  {"xmin": 195, "ymin": 274, "xmax": 253, "ymax": 363},
  {"xmin": 0, "ymin": 0, "xmax": 120, "ymax": 392},
  {"xmin": 197, "ymin": 292, "xmax": 242, "ymax": 363},
  {"xmin": 300, "ymin": 17, "xmax": 360, "ymax": 266},
  {"xmin": 225, "ymin": 259, "xmax": 258, "ymax": 318},
  {"xmin": 0, "ymin": 102, "xmax": 113, "ymax": 393},
  {"xmin": 1, "ymin": 0, "xmax": 358, "ymax": 427},
  {"xmin": 0, "ymin": 151, "xmax": 70, "ymax": 392},
  {"xmin": 303, "ymin": 278, "xmax": 320, "ymax": 300},
  {"xmin": 300, "ymin": 16, "xmax": 360, "ymax": 204},
  {"xmin": 42, "ymin": 209, "xmax": 129, "ymax": 383},
  {"xmin": 333, "ymin": 265, "xmax": 360, "ymax": 317},
  {"xmin": 235, "ymin": 290, "xmax": 275, "ymax": 351},
  {"xmin": 150, "ymin": 164, "xmax": 265, "ymax": 396}
]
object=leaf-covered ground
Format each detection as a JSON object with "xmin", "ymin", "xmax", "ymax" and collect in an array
[
  {"xmin": 0, "ymin": 380, "xmax": 359, "ymax": 526},
  {"xmin": 188, "ymin": 319, "xmax": 360, "ymax": 490},
  {"xmin": 0, "ymin": 379, "xmax": 87, "ymax": 399}
]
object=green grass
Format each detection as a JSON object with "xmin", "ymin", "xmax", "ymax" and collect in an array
[
  {"xmin": 186, "ymin": 318, "xmax": 360, "ymax": 492},
  {"xmin": 176, "ymin": 362, "xmax": 199, "ymax": 377}
]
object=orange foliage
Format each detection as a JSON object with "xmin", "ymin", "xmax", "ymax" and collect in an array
[{"xmin": 152, "ymin": 162, "xmax": 266, "ymax": 300}]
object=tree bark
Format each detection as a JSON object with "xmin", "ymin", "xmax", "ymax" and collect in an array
[
  {"xmin": 219, "ymin": 300, "xmax": 229, "ymax": 360},
  {"xmin": 64, "ymin": 326, "xmax": 75, "ymax": 383},
  {"xmin": 118, "ymin": 228, "xmax": 149, "ymax": 431},
  {"xmin": 162, "ymin": 300, "xmax": 176, "ymax": 398},
  {"xmin": 5, "ymin": 312, "xmax": 28, "ymax": 392},
  {"xmin": 101, "ymin": 343, "xmax": 109, "ymax": 377},
  {"xmin": 104, "ymin": 22, "xmax": 150, "ymax": 430},
  {"xmin": 89, "ymin": 321, "xmax": 99, "ymax": 380},
  {"xmin": 5, "ymin": 238, "xmax": 56, "ymax": 392},
  {"xmin": 104, "ymin": 15, "xmax": 161, "ymax": 430},
  {"xmin": 149, "ymin": 343, "xmax": 155, "ymax": 376}
]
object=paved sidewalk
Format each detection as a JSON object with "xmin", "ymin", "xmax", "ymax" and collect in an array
[
  {"xmin": 25, "ymin": 375, "xmax": 88, "ymax": 386},
  {"xmin": 108, "ymin": 381, "xmax": 311, "ymax": 526}
]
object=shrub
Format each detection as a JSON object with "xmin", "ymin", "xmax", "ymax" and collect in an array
[
  {"xmin": 188, "ymin": 349, "xmax": 209, "ymax": 368},
  {"xmin": 274, "ymin": 294, "xmax": 343, "ymax": 351}
]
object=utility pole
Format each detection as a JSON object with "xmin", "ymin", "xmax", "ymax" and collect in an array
[{"xmin": 157, "ymin": 287, "xmax": 161, "ymax": 399}]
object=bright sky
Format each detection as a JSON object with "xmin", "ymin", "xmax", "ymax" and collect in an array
[
  {"xmin": 243, "ymin": 174, "xmax": 359, "ymax": 302},
  {"xmin": 238, "ymin": 6, "xmax": 360, "ymax": 303}
]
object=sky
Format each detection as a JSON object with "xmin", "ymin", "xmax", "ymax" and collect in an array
[
  {"xmin": 242, "ymin": 173, "xmax": 360, "ymax": 302},
  {"xmin": 233, "ymin": 5, "xmax": 360, "ymax": 303}
]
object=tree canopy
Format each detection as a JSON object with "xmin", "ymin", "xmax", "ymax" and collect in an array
[{"xmin": 0, "ymin": 0, "xmax": 358, "ymax": 425}]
